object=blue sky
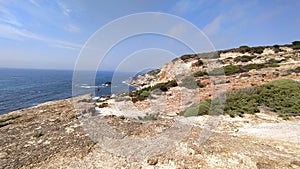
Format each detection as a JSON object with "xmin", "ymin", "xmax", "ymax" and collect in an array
[{"xmin": 0, "ymin": 0, "xmax": 299, "ymax": 70}]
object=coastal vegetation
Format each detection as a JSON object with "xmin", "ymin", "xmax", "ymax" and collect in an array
[
  {"xmin": 130, "ymin": 80, "xmax": 178, "ymax": 102},
  {"xmin": 193, "ymin": 71, "xmax": 208, "ymax": 77},
  {"xmin": 138, "ymin": 113, "xmax": 159, "ymax": 121},
  {"xmin": 292, "ymin": 41, "xmax": 300, "ymax": 49},
  {"xmin": 207, "ymin": 61, "xmax": 281, "ymax": 76},
  {"xmin": 33, "ymin": 132, "xmax": 43, "ymax": 138},
  {"xmin": 181, "ymin": 79, "xmax": 300, "ymax": 119},
  {"xmin": 221, "ymin": 45, "xmax": 265, "ymax": 54},
  {"xmin": 179, "ymin": 76, "xmax": 206, "ymax": 89},
  {"xmin": 146, "ymin": 69, "xmax": 160, "ymax": 76},
  {"xmin": 233, "ymin": 55, "xmax": 256, "ymax": 62},
  {"xmin": 193, "ymin": 59, "xmax": 283, "ymax": 77}
]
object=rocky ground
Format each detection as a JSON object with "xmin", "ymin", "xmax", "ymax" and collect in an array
[
  {"xmin": 1, "ymin": 96, "xmax": 299, "ymax": 168},
  {"xmin": 1, "ymin": 44, "xmax": 300, "ymax": 168}
]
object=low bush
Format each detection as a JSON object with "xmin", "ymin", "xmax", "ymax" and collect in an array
[
  {"xmin": 272, "ymin": 45, "xmax": 283, "ymax": 53},
  {"xmin": 151, "ymin": 80, "xmax": 178, "ymax": 91},
  {"xmin": 234, "ymin": 55, "xmax": 256, "ymax": 62},
  {"xmin": 129, "ymin": 80, "xmax": 178, "ymax": 102},
  {"xmin": 250, "ymin": 46, "xmax": 265, "ymax": 54},
  {"xmin": 33, "ymin": 132, "xmax": 43, "ymax": 138},
  {"xmin": 221, "ymin": 46, "xmax": 265, "ymax": 54},
  {"xmin": 180, "ymin": 54, "xmax": 197, "ymax": 62},
  {"xmin": 138, "ymin": 113, "xmax": 159, "ymax": 121},
  {"xmin": 180, "ymin": 79, "xmax": 300, "ymax": 119},
  {"xmin": 193, "ymin": 71, "xmax": 208, "ymax": 77},
  {"xmin": 192, "ymin": 59, "xmax": 204, "ymax": 67},
  {"xmin": 224, "ymin": 65, "xmax": 241, "ymax": 75},
  {"xmin": 179, "ymin": 76, "xmax": 198, "ymax": 89},
  {"xmin": 208, "ymin": 61, "xmax": 281, "ymax": 76},
  {"xmin": 209, "ymin": 65, "xmax": 240, "ymax": 76},
  {"xmin": 147, "ymin": 69, "xmax": 160, "ymax": 76},
  {"xmin": 180, "ymin": 52, "xmax": 220, "ymax": 61},
  {"xmin": 242, "ymin": 63, "xmax": 266, "ymax": 70},
  {"xmin": 291, "ymin": 41, "xmax": 300, "ymax": 49},
  {"xmin": 180, "ymin": 99, "xmax": 211, "ymax": 117}
]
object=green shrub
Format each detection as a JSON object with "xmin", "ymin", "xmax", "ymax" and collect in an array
[
  {"xmin": 242, "ymin": 63, "xmax": 265, "ymax": 70},
  {"xmin": 140, "ymin": 90, "xmax": 150, "ymax": 97},
  {"xmin": 292, "ymin": 41, "xmax": 300, "ymax": 46},
  {"xmin": 181, "ymin": 99, "xmax": 211, "ymax": 117},
  {"xmin": 180, "ymin": 54, "xmax": 197, "ymax": 61},
  {"xmin": 33, "ymin": 132, "xmax": 43, "ymax": 138},
  {"xmin": 292, "ymin": 41, "xmax": 300, "ymax": 49},
  {"xmin": 147, "ymin": 69, "xmax": 160, "ymax": 76},
  {"xmin": 234, "ymin": 55, "xmax": 256, "ymax": 62},
  {"xmin": 224, "ymin": 65, "xmax": 241, "ymax": 75},
  {"xmin": 138, "ymin": 113, "xmax": 159, "ymax": 121},
  {"xmin": 192, "ymin": 59, "xmax": 204, "ymax": 67},
  {"xmin": 267, "ymin": 58, "xmax": 285, "ymax": 64},
  {"xmin": 179, "ymin": 76, "xmax": 198, "ymax": 89},
  {"xmin": 129, "ymin": 80, "xmax": 178, "ymax": 102},
  {"xmin": 151, "ymin": 80, "xmax": 178, "ymax": 91},
  {"xmin": 193, "ymin": 71, "xmax": 208, "ymax": 77},
  {"xmin": 180, "ymin": 103, "xmax": 199, "ymax": 117},
  {"xmin": 272, "ymin": 45, "xmax": 282, "ymax": 53},
  {"xmin": 209, "ymin": 65, "xmax": 240, "ymax": 76},
  {"xmin": 208, "ymin": 67, "xmax": 224, "ymax": 76},
  {"xmin": 208, "ymin": 62, "xmax": 281, "ymax": 76},
  {"xmin": 197, "ymin": 99, "xmax": 212, "ymax": 115},
  {"xmin": 250, "ymin": 46, "xmax": 265, "ymax": 54},
  {"xmin": 221, "ymin": 46, "xmax": 265, "ymax": 54},
  {"xmin": 238, "ymin": 45, "xmax": 250, "ymax": 53},
  {"xmin": 242, "ymin": 62, "xmax": 280, "ymax": 71}
]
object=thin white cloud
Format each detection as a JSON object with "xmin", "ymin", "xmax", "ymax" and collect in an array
[
  {"xmin": 0, "ymin": 24, "xmax": 82, "ymax": 50},
  {"xmin": 171, "ymin": 0, "xmax": 203, "ymax": 15},
  {"xmin": 64, "ymin": 24, "xmax": 80, "ymax": 33},
  {"xmin": 29, "ymin": 0, "xmax": 40, "ymax": 7},
  {"xmin": 56, "ymin": 0, "xmax": 71, "ymax": 16},
  {"xmin": 0, "ymin": 6, "xmax": 22, "ymax": 27},
  {"xmin": 0, "ymin": 24, "xmax": 41, "ymax": 41},
  {"xmin": 203, "ymin": 15, "xmax": 222, "ymax": 36},
  {"xmin": 167, "ymin": 23, "xmax": 187, "ymax": 37}
]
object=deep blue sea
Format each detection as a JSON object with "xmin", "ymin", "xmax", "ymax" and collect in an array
[{"xmin": 0, "ymin": 68, "xmax": 135, "ymax": 115}]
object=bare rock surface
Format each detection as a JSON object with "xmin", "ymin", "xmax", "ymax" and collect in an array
[{"xmin": 1, "ymin": 94, "xmax": 300, "ymax": 168}]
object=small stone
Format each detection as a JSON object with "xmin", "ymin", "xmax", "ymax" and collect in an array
[{"xmin": 147, "ymin": 158, "xmax": 158, "ymax": 165}]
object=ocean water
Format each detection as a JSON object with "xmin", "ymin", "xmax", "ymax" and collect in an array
[{"xmin": 0, "ymin": 68, "xmax": 135, "ymax": 115}]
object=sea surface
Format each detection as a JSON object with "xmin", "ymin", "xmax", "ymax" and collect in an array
[{"xmin": 0, "ymin": 68, "xmax": 135, "ymax": 115}]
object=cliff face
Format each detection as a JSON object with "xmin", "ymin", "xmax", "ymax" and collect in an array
[
  {"xmin": 132, "ymin": 45, "xmax": 300, "ymax": 88},
  {"xmin": 1, "ymin": 43, "xmax": 300, "ymax": 168}
]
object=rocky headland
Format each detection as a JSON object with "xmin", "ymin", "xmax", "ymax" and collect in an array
[{"xmin": 1, "ymin": 42, "xmax": 300, "ymax": 168}]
